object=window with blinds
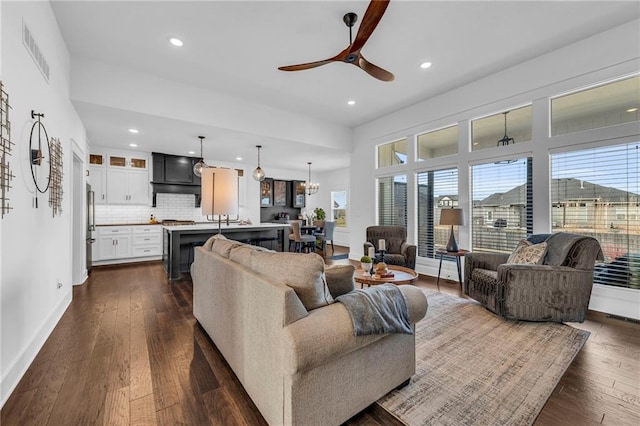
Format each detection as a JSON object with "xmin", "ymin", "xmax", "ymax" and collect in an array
[
  {"xmin": 471, "ymin": 157, "xmax": 533, "ymax": 253},
  {"xmin": 417, "ymin": 168, "xmax": 458, "ymax": 259},
  {"xmin": 551, "ymin": 142, "xmax": 640, "ymax": 289},
  {"xmin": 377, "ymin": 175, "xmax": 407, "ymax": 226}
]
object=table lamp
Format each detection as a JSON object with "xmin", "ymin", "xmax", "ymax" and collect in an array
[
  {"xmin": 201, "ymin": 167, "xmax": 238, "ymax": 233},
  {"xmin": 440, "ymin": 208, "xmax": 465, "ymax": 252}
]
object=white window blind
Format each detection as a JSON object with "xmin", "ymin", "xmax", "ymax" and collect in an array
[
  {"xmin": 378, "ymin": 175, "xmax": 407, "ymax": 226},
  {"xmin": 471, "ymin": 157, "xmax": 533, "ymax": 253},
  {"xmin": 551, "ymin": 142, "xmax": 640, "ymax": 289},
  {"xmin": 417, "ymin": 168, "xmax": 458, "ymax": 259}
]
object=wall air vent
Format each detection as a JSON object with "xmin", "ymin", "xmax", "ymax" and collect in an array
[{"xmin": 22, "ymin": 20, "xmax": 50, "ymax": 82}]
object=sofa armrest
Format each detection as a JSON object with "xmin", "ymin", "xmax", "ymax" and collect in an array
[
  {"xmin": 283, "ymin": 286, "xmax": 428, "ymax": 374},
  {"xmin": 466, "ymin": 252, "xmax": 510, "ymax": 272},
  {"xmin": 325, "ymin": 264, "xmax": 356, "ymax": 298},
  {"xmin": 496, "ymin": 264, "xmax": 594, "ymax": 322}
]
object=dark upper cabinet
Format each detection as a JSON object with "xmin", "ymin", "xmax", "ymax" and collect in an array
[
  {"xmin": 292, "ymin": 180, "xmax": 305, "ymax": 208},
  {"xmin": 151, "ymin": 152, "xmax": 202, "ymax": 207},
  {"xmin": 152, "ymin": 152, "xmax": 201, "ymax": 185}
]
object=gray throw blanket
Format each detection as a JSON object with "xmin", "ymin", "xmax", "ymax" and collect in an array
[{"xmin": 335, "ymin": 284, "xmax": 413, "ymax": 336}]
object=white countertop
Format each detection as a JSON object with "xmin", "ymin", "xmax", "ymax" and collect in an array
[{"xmin": 162, "ymin": 222, "xmax": 290, "ymax": 232}]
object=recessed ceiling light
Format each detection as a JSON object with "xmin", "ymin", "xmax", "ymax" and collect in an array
[
  {"xmin": 347, "ymin": 100, "xmax": 356, "ymax": 106},
  {"xmin": 420, "ymin": 61, "xmax": 432, "ymax": 69},
  {"xmin": 188, "ymin": 151, "xmax": 195, "ymax": 155},
  {"xmin": 129, "ymin": 143, "xmax": 138, "ymax": 147},
  {"xmin": 169, "ymin": 37, "xmax": 183, "ymax": 47},
  {"xmin": 128, "ymin": 128, "xmax": 139, "ymax": 134},
  {"xmin": 236, "ymin": 156, "xmax": 243, "ymax": 161},
  {"xmin": 627, "ymin": 107, "xmax": 638, "ymax": 112}
]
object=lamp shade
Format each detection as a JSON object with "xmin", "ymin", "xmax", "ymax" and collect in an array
[
  {"xmin": 439, "ymin": 208, "xmax": 465, "ymax": 226},
  {"xmin": 201, "ymin": 168, "xmax": 238, "ymax": 217}
]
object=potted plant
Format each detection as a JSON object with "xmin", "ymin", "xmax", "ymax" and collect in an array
[
  {"xmin": 360, "ymin": 255, "xmax": 373, "ymax": 275},
  {"xmin": 314, "ymin": 207, "xmax": 326, "ymax": 221}
]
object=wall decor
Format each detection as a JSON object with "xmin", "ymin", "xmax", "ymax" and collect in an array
[
  {"xmin": 0, "ymin": 81, "xmax": 14, "ymax": 218},
  {"xmin": 260, "ymin": 178, "xmax": 273, "ymax": 207},
  {"xmin": 273, "ymin": 180, "xmax": 287, "ymax": 206},
  {"xmin": 48, "ymin": 137, "xmax": 63, "ymax": 216},
  {"xmin": 29, "ymin": 110, "xmax": 52, "ymax": 207}
]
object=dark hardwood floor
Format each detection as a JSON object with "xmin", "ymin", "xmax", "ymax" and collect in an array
[{"xmin": 2, "ymin": 246, "xmax": 639, "ymax": 425}]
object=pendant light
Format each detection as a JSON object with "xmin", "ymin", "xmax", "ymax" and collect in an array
[
  {"xmin": 303, "ymin": 162, "xmax": 319, "ymax": 195},
  {"xmin": 193, "ymin": 135, "xmax": 207, "ymax": 177},
  {"xmin": 252, "ymin": 145, "xmax": 265, "ymax": 181},
  {"xmin": 497, "ymin": 112, "xmax": 515, "ymax": 147},
  {"xmin": 495, "ymin": 111, "xmax": 517, "ymax": 164}
]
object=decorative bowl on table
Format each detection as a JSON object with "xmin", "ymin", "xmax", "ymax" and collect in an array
[{"xmin": 361, "ymin": 262, "xmax": 372, "ymax": 276}]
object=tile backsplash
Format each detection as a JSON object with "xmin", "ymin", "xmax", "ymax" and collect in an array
[{"xmin": 95, "ymin": 193, "xmax": 249, "ymax": 224}]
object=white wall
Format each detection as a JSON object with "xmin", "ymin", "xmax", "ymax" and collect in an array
[
  {"xmin": 0, "ymin": 1, "xmax": 87, "ymax": 407},
  {"xmin": 349, "ymin": 20, "xmax": 640, "ymax": 317}
]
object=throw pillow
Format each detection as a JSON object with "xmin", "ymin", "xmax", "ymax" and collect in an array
[
  {"xmin": 252, "ymin": 251, "xmax": 334, "ymax": 310},
  {"xmin": 507, "ymin": 240, "xmax": 547, "ymax": 264}
]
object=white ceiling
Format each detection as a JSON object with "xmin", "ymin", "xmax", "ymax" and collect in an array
[{"xmin": 50, "ymin": 0, "xmax": 640, "ymax": 172}]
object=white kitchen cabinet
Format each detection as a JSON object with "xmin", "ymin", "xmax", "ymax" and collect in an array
[
  {"xmin": 94, "ymin": 225, "xmax": 161, "ymax": 264},
  {"xmin": 89, "ymin": 165, "xmax": 107, "ymax": 204},
  {"xmin": 107, "ymin": 168, "xmax": 150, "ymax": 205},
  {"xmin": 95, "ymin": 226, "xmax": 132, "ymax": 260}
]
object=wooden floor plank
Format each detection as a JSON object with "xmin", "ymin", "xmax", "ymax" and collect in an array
[
  {"xmin": 1, "ymin": 254, "xmax": 638, "ymax": 426},
  {"xmin": 130, "ymin": 394, "xmax": 157, "ymax": 426},
  {"xmin": 103, "ymin": 386, "xmax": 130, "ymax": 426}
]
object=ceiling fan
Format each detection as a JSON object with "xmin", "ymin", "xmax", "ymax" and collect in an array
[{"xmin": 278, "ymin": 0, "xmax": 394, "ymax": 82}]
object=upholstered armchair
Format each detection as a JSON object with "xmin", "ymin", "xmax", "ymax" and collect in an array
[
  {"xmin": 363, "ymin": 226, "xmax": 417, "ymax": 270},
  {"xmin": 464, "ymin": 233, "xmax": 603, "ymax": 323}
]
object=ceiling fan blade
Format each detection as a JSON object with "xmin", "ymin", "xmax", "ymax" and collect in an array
[
  {"xmin": 278, "ymin": 58, "xmax": 336, "ymax": 72},
  {"xmin": 357, "ymin": 56, "xmax": 394, "ymax": 82},
  {"xmin": 349, "ymin": 0, "xmax": 390, "ymax": 54}
]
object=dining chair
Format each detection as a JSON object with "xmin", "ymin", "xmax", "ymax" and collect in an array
[
  {"xmin": 289, "ymin": 220, "xmax": 316, "ymax": 253},
  {"xmin": 317, "ymin": 221, "xmax": 336, "ymax": 255}
]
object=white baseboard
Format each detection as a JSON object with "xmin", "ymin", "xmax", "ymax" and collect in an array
[{"xmin": 0, "ymin": 292, "xmax": 72, "ymax": 408}]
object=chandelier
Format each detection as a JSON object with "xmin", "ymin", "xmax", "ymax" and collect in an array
[
  {"xmin": 303, "ymin": 162, "xmax": 319, "ymax": 195},
  {"xmin": 193, "ymin": 136, "xmax": 208, "ymax": 177}
]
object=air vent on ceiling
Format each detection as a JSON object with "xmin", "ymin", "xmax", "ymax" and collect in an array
[{"xmin": 22, "ymin": 20, "xmax": 50, "ymax": 82}]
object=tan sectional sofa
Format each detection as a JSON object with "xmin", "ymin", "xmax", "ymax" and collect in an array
[{"xmin": 191, "ymin": 235, "xmax": 428, "ymax": 426}]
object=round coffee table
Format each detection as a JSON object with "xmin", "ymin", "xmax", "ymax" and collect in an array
[{"xmin": 354, "ymin": 265, "xmax": 419, "ymax": 288}]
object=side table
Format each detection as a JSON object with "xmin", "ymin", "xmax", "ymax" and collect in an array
[{"xmin": 436, "ymin": 249, "xmax": 469, "ymax": 291}]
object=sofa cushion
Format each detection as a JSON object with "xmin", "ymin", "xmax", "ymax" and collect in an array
[
  {"xmin": 211, "ymin": 238, "xmax": 242, "ymax": 258},
  {"xmin": 382, "ymin": 253, "xmax": 406, "ymax": 267},
  {"xmin": 203, "ymin": 233, "xmax": 227, "ymax": 250},
  {"xmin": 507, "ymin": 240, "xmax": 547, "ymax": 264},
  {"xmin": 252, "ymin": 252, "xmax": 333, "ymax": 310}
]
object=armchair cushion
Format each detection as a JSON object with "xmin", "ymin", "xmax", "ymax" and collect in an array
[{"xmin": 507, "ymin": 240, "xmax": 547, "ymax": 264}]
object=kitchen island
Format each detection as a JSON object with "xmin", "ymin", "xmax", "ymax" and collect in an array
[{"xmin": 162, "ymin": 223, "xmax": 290, "ymax": 280}]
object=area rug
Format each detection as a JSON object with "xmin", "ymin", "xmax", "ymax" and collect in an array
[{"xmin": 377, "ymin": 290, "xmax": 590, "ymax": 426}]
